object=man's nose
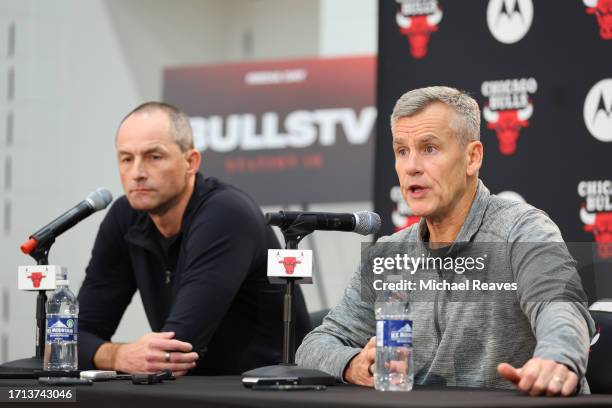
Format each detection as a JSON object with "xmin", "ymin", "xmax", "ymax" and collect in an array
[
  {"xmin": 130, "ymin": 158, "xmax": 147, "ymax": 180},
  {"xmin": 404, "ymin": 151, "xmax": 423, "ymax": 176}
]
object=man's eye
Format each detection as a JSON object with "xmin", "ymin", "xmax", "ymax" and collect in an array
[
  {"xmin": 120, "ymin": 157, "xmax": 132, "ymax": 163},
  {"xmin": 425, "ymin": 145, "xmax": 437, "ymax": 154},
  {"xmin": 397, "ymin": 149, "xmax": 407, "ymax": 156}
]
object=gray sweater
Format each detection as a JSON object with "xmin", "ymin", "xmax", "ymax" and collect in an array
[{"xmin": 295, "ymin": 180, "xmax": 595, "ymax": 393}]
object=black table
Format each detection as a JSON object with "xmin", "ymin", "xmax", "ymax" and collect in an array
[{"xmin": 1, "ymin": 376, "xmax": 612, "ymax": 408}]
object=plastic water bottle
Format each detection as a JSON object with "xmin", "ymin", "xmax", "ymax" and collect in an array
[
  {"xmin": 43, "ymin": 268, "xmax": 79, "ymax": 371},
  {"xmin": 374, "ymin": 278, "xmax": 413, "ymax": 391}
]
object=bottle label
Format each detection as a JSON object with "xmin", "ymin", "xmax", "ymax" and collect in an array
[
  {"xmin": 46, "ymin": 317, "xmax": 78, "ymax": 342},
  {"xmin": 377, "ymin": 319, "xmax": 412, "ymax": 347}
]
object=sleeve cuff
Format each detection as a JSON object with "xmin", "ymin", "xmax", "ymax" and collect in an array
[
  {"xmin": 532, "ymin": 348, "xmax": 580, "ymax": 378},
  {"xmin": 78, "ymin": 331, "xmax": 107, "ymax": 370},
  {"xmin": 336, "ymin": 347, "xmax": 362, "ymax": 383}
]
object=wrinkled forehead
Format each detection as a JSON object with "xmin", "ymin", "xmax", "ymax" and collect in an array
[{"xmin": 392, "ymin": 102, "xmax": 456, "ymax": 142}]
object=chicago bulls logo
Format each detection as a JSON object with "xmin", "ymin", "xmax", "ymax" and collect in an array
[
  {"xmin": 27, "ymin": 271, "xmax": 46, "ymax": 288},
  {"xmin": 395, "ymin": 0, "xmax": 443, "ymax": 59},
  {"xmin": 581, "ymin": 208, "xmax": 612, "ymax": 259},
  {"xmin": 584, "ymin": 0, "xmax": 612, "ymax": 40},
  {"xmin": 481, "ymin": 77, "xmax": 537, "ymax": 155},
  {"xmin": 483, "ymin": 104, "xmax": 533, "ymax": 155},
  {"xmin": 578, "ymin": 180, "xmax": 612, "ymax": 259},
  {"xmin": 390, "ymin": 186, "xmax": 421, "ymax": 232},
  {"xmin": 277, "ymin": 251, "xmax": 304, "ymax": 275}
]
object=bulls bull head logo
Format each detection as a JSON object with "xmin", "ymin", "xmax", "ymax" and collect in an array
[{"xmin": 483, "ymin": 103, "xmax": 533, "ymax": 155}]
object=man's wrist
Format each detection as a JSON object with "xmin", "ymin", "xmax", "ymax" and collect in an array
[
  {"xmin": 93, "ymin": 342, "xmax": 124, "ymax": 371},
  {"xmin": 110, "ymin": 343, "xmax": 124, "ymax": 371},
  {"xmin": 342, "ymin": 352, "xmax": 361, "ymax": 384},
  {"xmin": 342, "ymin": 359, "xmax": 353, "ymax": 383}
]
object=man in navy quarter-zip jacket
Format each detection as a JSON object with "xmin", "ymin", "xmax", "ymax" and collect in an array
[
  {"xmin": 77, "ymin": 101, "xmax": 310, "ymax": 376},
  {"xmin": 296, "ymin": 87, "xmax": 594, "ymax": 396}
]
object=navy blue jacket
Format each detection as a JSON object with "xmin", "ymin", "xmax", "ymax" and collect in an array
[{"xmin": 77, "ymin": 174, "xmax": 310, "ymax": 374}]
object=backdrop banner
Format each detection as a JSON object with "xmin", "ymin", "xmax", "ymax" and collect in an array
[
  {"xmin": 375, "ymin": 0, "xmax": 611, "ymax": 301},
  {"xmin": 164, "ymin": 56, "xmax": 376, "ymax": 205}
]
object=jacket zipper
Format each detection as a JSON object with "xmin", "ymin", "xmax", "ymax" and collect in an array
[{"xmin": 433, "ymin": 268, "xmax": 442, "ymax": 345}]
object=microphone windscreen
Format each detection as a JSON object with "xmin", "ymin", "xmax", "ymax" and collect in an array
[
  {"xmin": 354, "ymin": 211, "xmax": 381, "ymax": 236},
  {"xmin": 87, "ymin": 188, "xmax": 113, "ymax": 210}
]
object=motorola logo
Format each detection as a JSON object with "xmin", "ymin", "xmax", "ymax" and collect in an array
[
  {"xmin": 584, "ymin": 79, "xmax": 612, "ymax": 142},
  {"xmin": 487, "ymin": 0, "xmax": 534, "ymax": 44}
]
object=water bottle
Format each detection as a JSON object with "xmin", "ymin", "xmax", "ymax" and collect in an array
[
  {"xmin": 374, "ymin": 277, "xmax": 413, "ymax": 391},
  {"xmin": 43, "ymin": 268, "xmax": 79, "ymax": 371}
]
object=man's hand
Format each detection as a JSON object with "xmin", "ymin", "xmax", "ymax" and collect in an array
[
  {"xmin": 343, "ymin": 337, "xmax": 376, "ymax": 387},
  {"xmin": 114, "ymin": 332, "xmax": 198, "ymax": 377},
  {"xmin": 498, "ymin": 357, "xmax": 579, "ymax": 397}
]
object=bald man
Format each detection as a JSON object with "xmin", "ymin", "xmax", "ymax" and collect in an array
[{"xmin": 78, "ymin": 102, "xmax": 310, "ymax": 376}]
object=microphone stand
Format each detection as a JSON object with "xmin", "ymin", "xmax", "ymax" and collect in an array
[
  {"xmin": 242, "ymin": 214, "xmax": 335, "ymax": 385},
  {"xmin": 0, "ymin": 239, "xmax": 54, "ymax": 376}
]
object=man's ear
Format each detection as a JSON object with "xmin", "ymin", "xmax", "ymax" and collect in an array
[
  {"xmin": 185, "ymin": 149, "xmax": 201, "ymax": 175},
  {"xmin": 466, "ymin": 140, "xmax": 483, "ymax": 177}
]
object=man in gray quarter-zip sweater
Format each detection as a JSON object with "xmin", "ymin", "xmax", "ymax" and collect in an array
[{"xmin": 295, "ymin": 87, "xmax": 594, "ymax": 396}]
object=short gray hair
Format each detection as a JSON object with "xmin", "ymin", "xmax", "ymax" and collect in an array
[
  {"xmin": 390, "ymin": 86, "xmax": 481, "ymax": 146},
  {"xmin": 119, "ymin": 101, "xmax": 194, "ymax": 152}
]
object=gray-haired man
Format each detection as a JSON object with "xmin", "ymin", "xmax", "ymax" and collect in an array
[{"xmin": 295, "ymin": 86, "xmax": 594, "ymax": 396}]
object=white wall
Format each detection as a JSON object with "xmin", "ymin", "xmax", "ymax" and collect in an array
[
  {"xmin": 319, "ymin": 0, "xmax": 378, "ymax": 56},
  {"xmin": 0, "ymin": 0, "xmax": 377, "ymax": 363}
]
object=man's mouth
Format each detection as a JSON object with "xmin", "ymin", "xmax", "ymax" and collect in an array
[{"xmin": 407, "ymin": 184, "xmax": 429, "ymax": 198}]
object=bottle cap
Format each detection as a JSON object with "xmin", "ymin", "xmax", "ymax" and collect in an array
[{"xmin": 55, "ymin": 267, "xmax": 68, "ymax": 282}]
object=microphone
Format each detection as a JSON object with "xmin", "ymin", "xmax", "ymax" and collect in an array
[
  {"xmin": 266, "ymin": 211, "xmax": 381, "ymax": 236},
  {"xmin": 20, "ymin": 188, "xmax": 113, "ymax": 254}
]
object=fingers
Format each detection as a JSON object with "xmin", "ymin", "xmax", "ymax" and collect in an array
[
  {"xmin": 365, "ymin": 337, "xmax": 376, "ymax": 357},
  {"xmin": 365, "ymin": 336, "xmax": 377, "ymax": 349},
  {"xmin": 361, "ymin": 353, "xmax": 375, "ymax": 387},
  {"xmin": 497, "ymin": 363, "xmax": 520, "ymax": 384},
  {"xmin": 517, "ymin": 358, "xmax": 541, "ymax": 394},
  {"xmin": 561, "ymin": 372, "xmax": 579, "ymax": 397},
  {"xmin": 144, "ymin": 350, "xmax": 198, "ymax": 365},
  {"xmin": 150, "ymin": 338, "xmax": 194, "ymax": 353},
  {"xmin": 142, "ymin": 351, "xmax": 197, "ymax": 373},
  {"xmin": 343, "ymin": 337, "xmax": 377, "ymax": 387},
  {"xmin": 501, "ymin": 358, "xmax": 579, "ymax": 397},
  {"xmin": 115, "ymin": 332, "xmax": 199, "ymax": 375},
  {"xmin": 150, "ymin": 331, "xmax": 175, "ymax": 338},
  {"xmin": 386, "ymin": 360, "xmax": 408, "ymax": 373},
  {"xmin": 143, "ymin": 362, "xmax": 196, "ymax": 374},
  {"xmin": 363, "ymin": 337, "xmax": 377, "ymax": 382},
  {"xmin": 166, "ymin": 351, "xmax": 199, "ymax": 364},
  {"xmin": 362, "ymin": 375, "xmax": 374, "ymax": 387},
  {"xmin": 173, "ymin": 370, "xmax": 188, "ymax": 377},
  {"xmin": 365, "ymin": 345, "xmax": 376, "ymax": 364},
  {"xmin": 529, "ymin": 360, "xmax": 557, "ymax": 396},
  {"xmin": 167, "ymin": 362, "xmax": 197, "ymax": 372},
  {"xmin": 363, "ymin": 337, "xmax": 377, "ymax": 386},
  {"xmin": 545, "ymin": 365, "xmax": 568, "ymax": 397}
]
